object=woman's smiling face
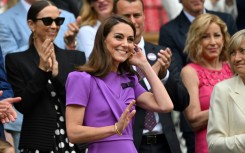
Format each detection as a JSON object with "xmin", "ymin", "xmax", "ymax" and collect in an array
[{"xmin": 104, "ymin": 22, "xmax": 134, "ymax": 70}]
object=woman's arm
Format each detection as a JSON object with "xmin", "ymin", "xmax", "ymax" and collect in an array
[
  {"xmin": 181, "ymin": 65, "xmax": 209, "ymax": 131},
  {"xmin": 66, "ymin": 100, "xmax": 136, "ymax": 143},
  {"xmin": 129, "ymin": 46, "xmax": 173, "ymax": 113}
]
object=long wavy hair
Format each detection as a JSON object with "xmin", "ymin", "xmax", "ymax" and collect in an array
[
  {"xmin": 76, "ymin": 15, "xmax": 136, "ymax": 78},
  {"xmin": 184, "ymin": 13, "xmax": 230, "ymax": 64}
]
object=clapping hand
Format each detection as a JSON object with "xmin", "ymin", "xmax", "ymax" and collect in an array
[
  {"xmin": 0, "ymin": 91, "xmax": 21, "ymax": 123},
  {"xmin": 152, "ymin": 47, "xmax": 172, "ymax": 78}
]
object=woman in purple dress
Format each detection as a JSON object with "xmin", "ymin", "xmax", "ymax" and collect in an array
[{"xmin": 65, "ymin": 15, "xmax": 174, "ymax": 153}]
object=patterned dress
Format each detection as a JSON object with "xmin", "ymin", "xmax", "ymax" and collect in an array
[
  {"xmin": 20, "ymin": 80, "xmax": 76, "ymax": 153},
  {"xmin": 188, "ymin": 63, "xmax": 233, "ymax": 153}
]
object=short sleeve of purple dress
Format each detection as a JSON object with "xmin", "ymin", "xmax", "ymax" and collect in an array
[{"xmin": 66, "ymin": 71, "xmax": 146, "ymax": 153}]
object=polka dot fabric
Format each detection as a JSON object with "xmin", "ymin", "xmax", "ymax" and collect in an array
[{"xmin": 20, "ymin": 80, "xmax": 76, "ymax": 153}]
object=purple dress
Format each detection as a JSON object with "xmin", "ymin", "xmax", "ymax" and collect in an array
[{"xmin": 66, "ymin": 71, "xmax": 146, "ymax": 153}]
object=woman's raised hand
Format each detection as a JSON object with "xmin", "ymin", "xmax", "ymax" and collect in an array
[{"xmin": 115, "ymin": 100, "xmax": 136, "ymax": 135}]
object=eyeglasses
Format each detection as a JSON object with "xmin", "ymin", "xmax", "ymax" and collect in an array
[{"xmin": 34, "ymin": 17, "xmax": 65, "ymax": 26}]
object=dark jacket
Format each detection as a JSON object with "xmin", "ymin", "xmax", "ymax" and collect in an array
[
  {"xmin": 159, "ymin": 10, "xmax": 238, "ymax": 74},
  {"xmin": 0, "ymin": 47, "xmax": 14, "ymax": 140},
  {"xmin": 133, "ymin": 41, "xmax": 189, "ymax": 153},
  {"xmin": 5, "ymin": 44, "xmax": 86, "ymax": 150}
]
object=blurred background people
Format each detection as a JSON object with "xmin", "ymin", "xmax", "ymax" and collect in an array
[
  {"xmin": 236, "ymin": 0, "xmax": 245, "ymax": 30},
  {"xmin": 114, "ymin": 0, "xmax": 190, "ymax": 153},
  {"xmin": 159, "ymin": 0, "xmax": 237, "ymax": 152},
  {"xmin": 180, "ymin": 13, "xmax": 233, "ymax": 153},
  {"xmin": 204, "ymin": 0, "xmax": 238, "ymax": 20},
  {"xmin": 5, "ymin": 1, "xmax": 86, "ymax": 152},
  {"xmin": 161, "ymin": 0, "xmax": 182, "ymax": 20},
  {"xmin": 65, "ymin": 15, "xmax": 173, "ymax": 153},
  {"xmin": 0, "ymin": 0, "xmax": 18, "ymax": 13},
  {"xmin": 207, "ymin": 29, "xmax": 245, "ymax": 153},
  {"xmin": 0, "ymin": 0, "xmax": 76, "ymax": 60},
  {"xmin": 64, "ymin": 0, "xmax": 113, "ymax": 59}
]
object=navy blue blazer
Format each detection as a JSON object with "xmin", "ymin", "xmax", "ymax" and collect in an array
[
  {"xmin": 159, "ymin": 10, "xmax": 238, "ymax": 74},
  {"xmin": 0, "ymin": 46, "xmax": 14, "ymax": 140},
  {"xmin": 133, "ymin": 41, "xmax": 189, "ymax": 153}
]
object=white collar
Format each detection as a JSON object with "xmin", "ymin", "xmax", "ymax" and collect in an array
[
  {"xmin": 183, "ymin": 8, "xmax": 206, "ymax": 23},
  {"xmin": 137, "ymin": 37, "xmax": 145, "ymax": 55}
]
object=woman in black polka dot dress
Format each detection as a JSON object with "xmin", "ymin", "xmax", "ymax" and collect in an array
[{"xmin": 5, "ymin": 1, "xmax": 86, "ymax": 152}]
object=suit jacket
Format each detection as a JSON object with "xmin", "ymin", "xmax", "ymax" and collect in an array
[
  {"xmin": 0, "ymin": 2, "xmax": 76, "ymax": 59},
  {"xmin": 0, "ymin": 46, "xmax": 14, "ymax": 140},
  {"xmin": 133, "ymin": 41, "xmax": 189, "ymax": 153},
  {"xmin": 207, "ymin": 75, "xmax": 245, "ymax": 153},
  {"xmin": 159, "ymin": 10, "xmax": 237, "ymax": 74},
  {"xmin": 236, "ymin": 0, "xmax": 245, "ymax": 30},
  {"xmin": 5, "ymin": 44, "xmax": 86, "ymax": 150}
]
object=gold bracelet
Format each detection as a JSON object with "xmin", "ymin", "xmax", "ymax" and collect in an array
[{"xmin": 114, "ymin": 122, "xmax": 122, "ymax": 136}]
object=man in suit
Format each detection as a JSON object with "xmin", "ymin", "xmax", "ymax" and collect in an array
[
  {"xmin": 0, "ymin": 0, "xmax": 76, "ymax": 60},
  {"xmin": 159, "ymin": 0, "xmax": 238, "ymax": 153},
  {"xmin": 0, "ymin": 46, "xmax": 21, "ymax": 142},
  {"xmin": 0, "ymin": 0, "xmax": 75, "ymax": 152},
  {"xmin": 114, "ymin": 0, "xmax": 190, "ymax": 153}
]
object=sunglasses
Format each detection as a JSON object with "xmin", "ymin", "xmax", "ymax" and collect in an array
[{"xmin": 34, "ymin": 17, "xmax": 65, "ymax": 26}]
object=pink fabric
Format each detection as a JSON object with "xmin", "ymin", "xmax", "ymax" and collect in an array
[{"xmin": 188, "ymin": 62, "xmax": 233, "ymax": 153}]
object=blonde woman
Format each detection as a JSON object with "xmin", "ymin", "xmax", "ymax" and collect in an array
[{"xmin": 180, "ymin": 13, "xmax": 233, "ymax": 153}]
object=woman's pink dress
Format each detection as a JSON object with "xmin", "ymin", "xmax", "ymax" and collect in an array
[{"xmin": 188, "ymin": 63, "xmax": 233, "ymax": 153}]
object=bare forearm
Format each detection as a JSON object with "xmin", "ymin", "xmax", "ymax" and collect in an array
[
  {"xmin": 140, "ymin": 62, "xmax": 173, "ymax": 112},
  {"xmin": 68, "ymin": 125, "xmax": 117, "ymax": 144},
  {"xmin": 187, "ymin": 110, "xmax": 209, "ymax": 131}
]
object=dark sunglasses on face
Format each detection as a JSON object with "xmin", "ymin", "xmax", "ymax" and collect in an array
[{"xmin": 34, "ymin": 17, "xmax": 65, "ymax": 26}]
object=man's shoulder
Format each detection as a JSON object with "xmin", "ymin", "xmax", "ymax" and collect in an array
[
  {"xmin": 60, "ymin": 9, "xmax": 75, "ymax": 18},
  {"xmin": 207, "ymin": 10, "xmax": 233, "ymax": 21},
  {"xmin": 160, "ymin": 11, "xmax": 184, "ymax": 31}
]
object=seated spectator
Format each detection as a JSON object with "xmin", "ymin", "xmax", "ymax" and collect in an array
[
  {"xmin": 207, "ymin": 29, "xmax": 245, "ymax": 153},
  {"xmin": 180, "ymin": 13, "xmax": 233, "ymax": 153}
]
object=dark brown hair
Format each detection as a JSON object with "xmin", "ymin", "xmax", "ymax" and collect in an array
[{"xmin": 76, "ymin": 15, "xmax": 136, "ymax": 77}]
